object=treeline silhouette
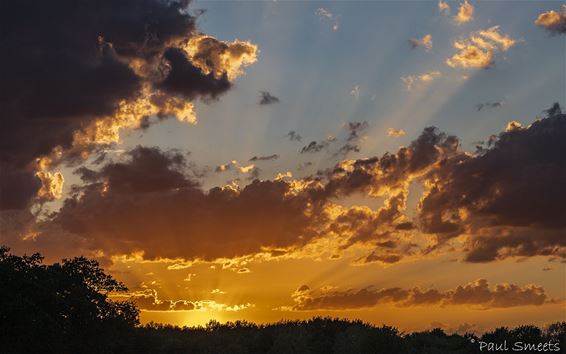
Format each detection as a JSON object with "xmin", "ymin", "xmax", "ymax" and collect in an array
[{"xmin": 1, "ymin": 247, "xmax": 564, "ymax": 354}]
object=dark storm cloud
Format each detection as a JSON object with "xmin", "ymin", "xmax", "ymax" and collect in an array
[
  {"xmin": 290, "ymin": 279, "xmax": 551, "ymax": 310},
  {"xmin": 259, "ymin": 91, "xmax": 280, "ymax": 105},
  {"xmin": 419, "ymin": 108, "xmax": 566, "ymax": 261},
  {"xmin": 287, "ymin": 131, "xmax": 303, "ymax": 142},
  {"xmin": 48, "ymin": 147, "xmax": 326, "ymax": 260},
  {"xmin": 0, "ymin": 0, "xmax": 240, "ymax": 210},
  {"xmin": 249, "ymin": 154, "xmax": 279, "ymax": 162},
  {"xmin": 76, "ymin": 146, "xmax": 195, "ymax": 193},
  {"xmin": 157, "ymin": 47, "xmax": 231, "ymax": 99},
  {"xmin": 4, "ymin": 103, "xmax": 564, "ymax": 265},
  {"xmin": 320, "ymin": 127, "xmax": 459, "ymax": 199}
]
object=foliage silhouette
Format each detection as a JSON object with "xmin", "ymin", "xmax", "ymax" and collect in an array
[{"xmin": 1, "ymin": 247, "xmax": 564, "ymax": 354}]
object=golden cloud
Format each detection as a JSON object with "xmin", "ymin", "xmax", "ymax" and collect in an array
[
  {"xmin": 535, "ymin": 5, "xmax": 566, "ymax": 34},
  {"xmin": 387, "ymin": 128, "xmax": 407, "ymax": 138},
  {"xmin": 446, "ymin": 26, "xmax": 516, "ymax": 69},
  {"xmin": 183, "ymin": 35, "xmax": 259, "ymax": 81},
  {"xmin": 454, "ymin": 0, "xmax": 474, "ymax": 24},
  {"xmin": 401, "ymin": 71, "xmax": 441, "ymax": 90}
]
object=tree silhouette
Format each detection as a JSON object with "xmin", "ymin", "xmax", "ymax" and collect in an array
[
  {"xmin": 1, "ymin": 246, "xmax": 564, "ymax": 354},
  {"xmin": 0, "ymin": 246, "xmax": 138, "ymax": 353}
]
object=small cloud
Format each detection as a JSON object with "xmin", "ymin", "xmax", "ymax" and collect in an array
[
  {"xmin": 401, "ymin": 71, "xmax": 441, "ymax": 90},
  {"xmin": 287, "ymin": 131, "xmax": 302, "ymax": 142},
  {"xmin": 211, "ymin": 288, "xmax": 226, "ymax": 294},
  {"xmin": 335, "ymin": 143, "xmax": 360, "ymax": 157},
  {"xmin": 183, "ymin": 273, "xmax": 197, "ymax": 282},
  {"xmin": 298, "ymin": 161, "xmax": 313, "ymax": 170},
  {"xmin": 259, "ymin": 91, "xmax": 280, "ymax": 105},
  {"xmin": 274, "ymin": 171, "xmax": 293, "ymax": 180},
  {"xmin": 387, "ymin": 128, "xmax": 406, "ymax": 138},
  {"xmin": 315, "ymin": 7, "xmax": 341, "ymax": 31},
  {"xmin": 350, "ymin": 85, "xmax": 361, "ymax": 98},
  {"xmin": 215, "ymin": 160, "xmax": 258, "ymax": 176},
  {"xmin": 346, "ymin": 121, "xmax": 369, "ymax": 142},
  {"xmin": 409, "ymin": 34, "xmax": 433, "ymax": 51},
  {"xmin": 542, "ymin": 267, "xmax": 553, "ymax": 272},
  {"xmin": 454, "ymin": 0, "xmax": 474, "ymax": 24},
  {"xmin": 535, "ymin": 5, "xmax": 566, "ymax": 34},
  {"xmin": 249, "ymin": 154, "xmax": 279, "ymax": 162},
  {"xmin": 300, "ymin": 136, "xmax": 337, "ymax": 154},
  {"xmin": 476, "ymin": 101, "xmax": 503, "ymax": 111},
  {"xmin": 505, "ymin": 120, "xmax": 523, "ymax": 132},
  {"xmin": 237, "ymin": 267, "xmax": 251, "ymax": 274},
  {"xmin": 438, "ymin": 0, "xmax": 451, "ymax": 15},
  {"xmin": 446, "ymin": 26, "xmax": 517, "ymax": 69}
]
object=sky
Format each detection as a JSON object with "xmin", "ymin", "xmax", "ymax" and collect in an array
[{"xmin": 1, "ymin": 0, "xmax": 565, "ymax": 333}]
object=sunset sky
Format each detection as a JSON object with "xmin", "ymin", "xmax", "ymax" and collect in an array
[{"xmin": 1, "ymin": 0, "xmax": 565, "ymax": 333}]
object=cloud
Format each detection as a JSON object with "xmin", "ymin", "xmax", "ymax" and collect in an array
[
  {"xmin": 454, "ymin": 0, "xmax": 474, "ymax": 24},
  {"xmin": 315, "ymin": 8, "xmax": 340, "ymax": 32},
  {"xmin": 182, "ymin": 35, "xmax": 258, "ymax": 81},
  {"xmin": 3, "ymin": 106, "xmax": 563, "ymax": 266},
  {"xmin": 409, "ymin": 34, "xmax": 433, "ymax": 51},
  {"xmin": 215, "ymin": 160, "xmax": 258, "ymax": 176},
  {"xmin": 419, "ymin": 107, "xmax": 566, "ymax": 261},
  {"xmin": 346, "ymin": 122, "xmax": 369, "ymax": 142},
  {"xmin": 350, "ymin": 85, "xmax": 361, "ymax": 98},
  {"xmin": 321, "ymin": 126, "xmax": 459, "ymax": 200},
  {"xmin": 446, "ymin": 26, "xmax": 516, "ymax": 69},
  {"xmin": 287, "ymin": 131, "xmax": 303, "ymax": 142},
  {"xmin": 535, "ymin": 5, "xmax": 566, "ymax": 34},
  {"xmin": 157, "ymin": 47, "xmax": 231, "ymax": 99},
  {"xmin": 300, "ymin": 136, "xmax": 337, "ymax": 154},
  {"xmin": 401, "ymin": 71, "xmax": 441, "ymax": 90},
  {"xmin": 249, "ymin": 154, "xmax": 279, "ymax": 162},
  {"xmin": 0, "ymin": 0, "xmax": 257, "ymax": 211},
  {"xmin": 288, "ymin": 279, "xmax": 552, "ymax": 311},
  {"xmin": 331, "ymin": 121, "xmax": 369, "ymax": 158},
  {"xmin": 438, "ymin": 0, "xmax": 451, "ymax": 14},
  {"xmin": 124, "ymin": 289, "xmax": 252, "ymax": 312},
  {"xmin": 476, "ymin": 101, "xmax": 503, "ymax": 111},
  {"xmin": 259, "ymin": 91, "xmax": 280, "ymax": 105},
  {"xmin": 335, "ymin": 144, "xmax": 361, "ymax": 157},
  {"xmin": 35, "ymin": 171, "xmax": 65, "ymax": 202},
  {"xmin": 387, "ymin": 128, "xmax": 407, "ymax": 138},
  {"xmin": 31, "ymin": 147, "xmax": 328, "ymax": 261}
]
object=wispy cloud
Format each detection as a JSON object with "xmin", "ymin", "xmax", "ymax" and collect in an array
[
  {"xmin": 259, "ymin": 91, "xmax": 280, "ymax": 105},
  {"xmin": 438, "ymin": 0, "xmax": 451, "ymax": 15},
  {"xmin": 387, "ymin": 128, "xmax": 406, "ymax": 138},
  {"xmin": 315, "ymin": 7, "xmax": 341, "ymax": 31},
  {"xmin": 409, "ymin": 34, "xmax": 433, "ymax": 51},
  {"xmin": 401, "ymin": 71, "xmax": 441, "ymax": 90}
]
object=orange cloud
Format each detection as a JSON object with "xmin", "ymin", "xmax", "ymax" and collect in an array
[
  {"xmin": 454, "ymin": 0, "xmax": 474, "ymax": 24},
  {"xmin": 535, "ymin": 5, "xmax": 566, "ymax": 34},
  {"xmin": 288, "ymin": 279, "xmax": 553, "ymax": 310},
  {"xmin": 446, "ymin": 26, "xmax": 516, "ymax": 69},
  {"xmin": 401, "ymin": 71, "xmax": 441, "ymax": 90}
]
